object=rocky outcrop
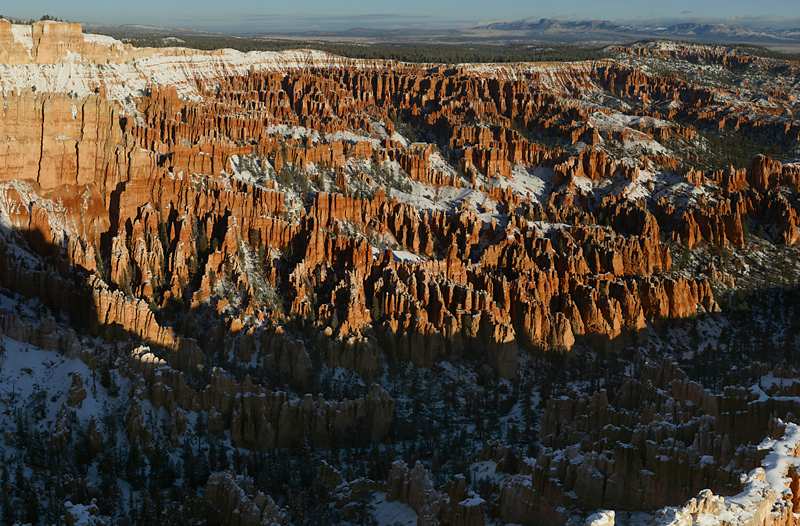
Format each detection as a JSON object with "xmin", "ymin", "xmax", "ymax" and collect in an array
[
  {"xmin": 493, "ymin": 353, "xmax": 800, "ymax": 525},
  {"xmin": 387, "ymin": 461, "xmax": 442, "ymax": 525},
  {"xmin": 205, "ymin": 472, "xmax": 288, "ymax": 526},
  {"xmin": 126, "ymin": 345, "xmax": 394, "ymax": 449},
  {"xmin": 649, "ymin": 421, "xmax": 800, "ymax": 526},
  {"xmin": 386, "ymin": 460, "xmax": 487, "ymax": 526}
]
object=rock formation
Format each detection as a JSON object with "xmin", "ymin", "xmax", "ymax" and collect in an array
[{"xmin": 0, "ymin": 20, "xmax": 798, "ymax": 526}]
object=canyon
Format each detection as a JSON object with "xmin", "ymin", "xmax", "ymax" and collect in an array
[{"xmin": 0, "ymin": 18, "xmax": 798, "ymax": 526}]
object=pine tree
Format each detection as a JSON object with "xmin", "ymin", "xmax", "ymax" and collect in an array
[
  {"xmin": 21, "ymin": 481, "xmax": 39, "ymax": 524},
  {"xmin": 127, "ymin": 444, "xmax": 144, "ymax": 488},
  {"xmin": 1, "ymin": 465, "xmax": 14, "ymax": 525}
]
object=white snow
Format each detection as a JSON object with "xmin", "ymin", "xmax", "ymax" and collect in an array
[
  {"xmin": 265, "ymin": 124, "xmax": 320, "ymax": 142},
  {"xmin": 63, "ymin": 500, "xmax": 109, "ymax": 525},
  {"xmin": 758, "ymin": 373, "xmax": 800, "ymax": 392},
  {"xmin": 588, "ymin": 111, "xmax": 671, "ymax": 155},
  {"xmin": 757, "ymin": 423, "xmax": 800, "ymax": 496},
  {"xmin": 370, "ymin": 492, "xmax": 417, "ymax": 526},
  {"xmin": 389, "ymin": 179, "xmax": 498, "ymax": 222},
  {"xmin": 428, "ymin": 151, "xmax": 458, "ymax": 178},
  {"xmin": 624, "ymin": 169, "xmax": 656, "ymax": 200},
  {"xmin": 226, "ymin": 154, "xmax": 275, "ymax": 187},
  {"xmin": 131, "ymin": 345, "xmax": 167, "ymax": 368},
  {"xmin": 391, "ymin": 249, "xmax": 424, "ymax": 263},
  {"xmin": 469, "ymin": 460, "xmax": 506, "ymax": 488},
  {"xmin": 589, "ymin": 111, "xmax": 672, "ymax": 132},
  {"xmin": 0, "ymin": 46, "xmax": 377, "ymax": 116},
  {"xmin": 83, "ymin": 33, "xmax": 122, "ymax": 46},
  {"xmin": 700, "ymin": 455, "xmax": 715, "ymax": 466},
  {"xmin": 585, "ymin": 510, "xmax": 615, "ymax": 526},
  {"xmin": 10, "ymin": 24, "xmax": 33, "ymax": 54},
  {"xmin": 459, "ymin": 60, "xmax": 602, "ymax": 93},
  {"xmin": 326, "ymin": 130, "xmax": 380, "ymax": 147},
  {"xmin": 0, "ymin": 335, "xmax": 114, "ymax": 426},
  {"xmin": 128, "ymin": 48, "xmax": 369, "ymax": 101},
  {"xmin": 572, "ymin": 175, "xmax": 595, "ymax": 193},
  {"xmin": 641, "ymin": 421, "xmax": 800, "ymax": 526},
  {"xmin": 459, "ymin": 494, "xmax": 485, "ymax": 507},
  {"xmin": 390, "ymin": 131, "xmax": 409, "ymax": 147},
  {"xmin": 528, "ymin": 221, "xmax": 570, "ymax": 234},
  {"xmin": 503, "ymin": 165, "xmax": 552, "ymax": 202}
]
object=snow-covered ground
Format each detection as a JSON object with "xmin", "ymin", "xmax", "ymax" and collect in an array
[
  {"xmin": 0, "ymin": 334, "xmax": 119, "ymax": 434},
  {"xmin": 369, "ymin": 492, "xmax": 417, "ymax": 526},
  {"xmin": 489, "ymin": 165, "xmax": 552, "ymax": 203}
]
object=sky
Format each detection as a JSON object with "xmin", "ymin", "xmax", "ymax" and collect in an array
[{"xmin": 3, "ymin": 0, "xmax": 799, "ymax": 32}]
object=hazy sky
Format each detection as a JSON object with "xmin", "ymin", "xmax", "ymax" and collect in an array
[{"xmin": 3, "ymin": 0, "xmax": 798, "ymax": 31}]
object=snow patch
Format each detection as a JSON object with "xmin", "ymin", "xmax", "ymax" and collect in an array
[
  {"xmin": 10, "ymin": 24, "xmax": 33, "ymax": 54},
  {"xmin": 585, "ymin": 510, "xmax": 615, "ymax": 526},
  {"xmin": 0, "ymin": 335, "xmax": 113, "ymax": 427},
  {"xmin": 390, "ymin": 131, "xmax": 409, "ymax": 147},
  {"xmin": 370, "ymin": 492, "xmax": 417, "ymax": 526},
  {"xmin": 83, "ymin": 33, "xmax": 122, "ymax": 46},
  {"xmin": 326, "ymin": 130, "xmax": 380, "ymax": 147}
]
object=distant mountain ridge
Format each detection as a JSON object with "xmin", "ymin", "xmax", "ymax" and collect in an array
[
  {"xmin": 473, "ymin": 17, "xmax": 800, "ymax": 43},
  {"xmin": 477, "ymin": 18, "xmax": 627, "ymax": 32}
]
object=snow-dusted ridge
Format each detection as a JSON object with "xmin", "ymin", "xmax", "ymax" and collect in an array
[
  {"xmin": 0, "ymin": 20, "xmax": 612, "ymax": 112},
  {"xmin": 0, "ymin": 21, "xmax": 383, "ymax": 111},
  {"xmin": 588, "ymin": 421, "xmax": 800, "ymax": 526},
  {"xmin": 0, "ymin": 45, "xmax": 368, "ymax": 109}
]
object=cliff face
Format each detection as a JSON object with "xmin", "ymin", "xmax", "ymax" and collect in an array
[
  {"xmin": 0, "ymin": 92, "xmax": 127, "ymax": 189},
  {"xmin": 0, "ymin": 20, "xmax": 799, "ymax": 526},
  {"xmin": 0, "ymin": 19, "xmax": 135, "ymax": 64}
]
